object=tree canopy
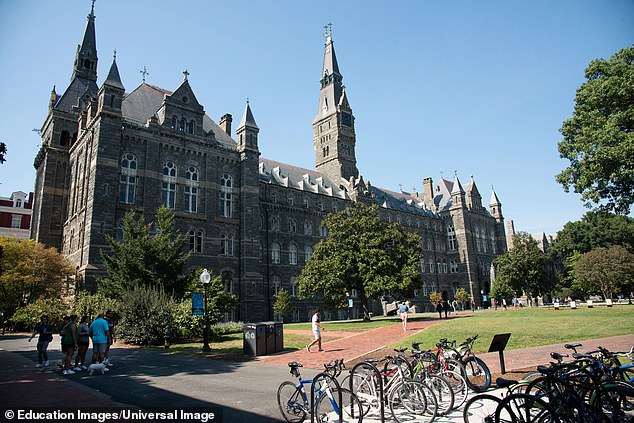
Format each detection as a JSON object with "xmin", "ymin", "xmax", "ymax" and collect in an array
[
  {"xmin": 0, "ymin": 142, "xmax": 6, "ymax": 164},
  {"xmin": 297, "ymin": 202, "xmax": 421, "ymax": 320},
  {"xmin": 493, "ymin": 233, "xmax": 553, "ymax": 298},
  {"xmin": 556, "ymin": 45, "xmax": 634, "ymax": 215},
  {"xmin": 574, "ymin": 245, "xmax": 634, "ymax": 299},
  {"xmin": 99, "ymin": 207, "xmax": 189, "ymax": 298},
  {"xmin": 0, "ymin": 238, "xmax": 74, "ymax": 322}
]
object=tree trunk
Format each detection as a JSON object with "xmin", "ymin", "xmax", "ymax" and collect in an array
[{"xmin": 359, "ymin": 290, "xmax": 371, "ymax": 320}]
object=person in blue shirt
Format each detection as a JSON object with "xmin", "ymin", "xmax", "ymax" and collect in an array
[
  {"xmin": 89, "ymin": 312, "xmax": 110, "ymax": 366},
  {"xmin": 398, "ymin": 302, "xmax": 409, "ymax": 331}
]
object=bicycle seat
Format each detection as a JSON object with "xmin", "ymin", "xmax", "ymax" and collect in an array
[
  {"xmin": 572, "ymin": 353, "xmax": 593, "ymax": 360},
  {"xmin": 288, "ymin": 362, "xmax": 303, "ymax": 368},
  {"xmin": 564, "ymin": 343, "xmax": 582, "ymax": 350},
  {"xmin": 495, "ymin": 377, "xmax": 516, "ymax": 389},
  {"xmin": 550, "ymin": 352, "xmax": 568, "ymax": 361},
  {"xmin": 537, "ymin": 365, "xmax": 557, "ymax": 374},
  {"xmin": 364, "ymin": 358, "xmax": 379, "ymax": 364},
  {"xmin": 411, "ymin": 342, "xmax": 421, "ymax": 350},
  {"xmin": 394, "ymin": 348, "xmax": 407, "ymax": 354}
]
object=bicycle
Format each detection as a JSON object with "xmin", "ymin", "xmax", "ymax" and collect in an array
[
  {"xmin": 462, "ymin": 376, "xmax": 535, "ymax": 423},
  {"xmin": 442, "ymin": 335, "xmax": 492, "ymax": 392},
  {"xmin": 277, "ymin": 360, "xmax": 363, "ymax": 423}
]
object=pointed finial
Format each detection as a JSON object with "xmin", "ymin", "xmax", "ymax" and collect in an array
[
  {"xmin": 454, "ymin": 170, "xmax": 458, "ymax": 178},
  {"xmin": 324, "ymin": 22, "xmax": 333, "ymax": 39},
  {"xmin": 113, "ymin": 49, "xmax": 117, "ymax": 61},
  {"xmin": 140, "ymin": 66, "xmax": 149, "ymax": 83},
  {"xmin": 183, "ymin": 69, "xmax": 189, "ymax": 81},
  {"xmin": 246, "ymin": 97, "xmax": 250, "ymax": 104},
  {"xmin": 90, "ymin": 0, "xmax": 95, "ymax": 17}
]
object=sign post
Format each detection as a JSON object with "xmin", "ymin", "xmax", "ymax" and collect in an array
[{"xmin": 488, "ymin": 333, "xmax": 512, "ymax": 374}]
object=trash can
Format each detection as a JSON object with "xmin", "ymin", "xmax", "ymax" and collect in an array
[
  {"xmin": 243, "ymin": 323, "xmax": 266, "ymax": 356},
  {"xmin": 275, "ymin": 322, "xmax": 284, "ymax": 353},
  {"xmin": 265, "ymin": 321, "xmax": 276, "ymax": 354}
]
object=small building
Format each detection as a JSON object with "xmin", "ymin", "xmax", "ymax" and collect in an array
[{"xmin": 0, "ymin": 191, "xmax": 33, "ymax": 239}]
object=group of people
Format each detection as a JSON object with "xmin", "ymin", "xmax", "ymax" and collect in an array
[
  {"xmin": 29, "ymin": 311, "xmax": 116, "ymax": 375},
  {"xmin": 435, "ymin": 300, "xmax": 459, "ymax": 318}
]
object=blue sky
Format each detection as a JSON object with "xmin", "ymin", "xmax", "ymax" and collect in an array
[{"xmin": 0, "ymin": 0, "xmax": 632, "ymax": 234}]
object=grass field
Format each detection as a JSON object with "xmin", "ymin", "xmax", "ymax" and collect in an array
[{"xmin": 391, "ymin": 305, "xmax": 634, "ymax": 353}]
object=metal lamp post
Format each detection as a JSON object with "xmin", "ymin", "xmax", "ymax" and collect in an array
[{"xmin": 200, "ymin": 268, "xmax": 211, "ymax": 352}]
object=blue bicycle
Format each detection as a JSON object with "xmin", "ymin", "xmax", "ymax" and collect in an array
[{"xmin": 277, "ymin": 360, "xmax": 363, "ymax": 423}]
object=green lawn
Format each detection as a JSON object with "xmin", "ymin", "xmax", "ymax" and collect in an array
[
  {"xmin": 391, "ymin": 305, "xmax": 634, "ymax": 353},
  {"xmin": 284, "ymin": 314, "xmax": 434, "ymax": 332}
]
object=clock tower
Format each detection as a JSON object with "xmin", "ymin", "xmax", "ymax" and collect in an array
[{"xmin": 313, "ymin": 25, "xmax": 358, "ymax": 185}]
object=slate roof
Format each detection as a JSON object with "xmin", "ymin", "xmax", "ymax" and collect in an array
[
  {"xmin": 370, "ymin": 186, "xmax": 436, "ymax": 217},
  {"xmin": 120, "ymin": 83, "xmax": 236, "ymax": 149},
  {"xmin": 259, "ymin": 158, "xmax": 349, "ymax": 199},
  {"xmin": 54, "ymin": 77, "xmax": 98, "ymax": 113}
]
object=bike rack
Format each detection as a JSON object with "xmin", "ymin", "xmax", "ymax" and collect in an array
[
  {"xmin": 310, "ymin": 371, "xmax": 343, "ymax": 423},
  {"xmin": 350, "ymin": 360, "xmax": 385, "ymax": 423}
]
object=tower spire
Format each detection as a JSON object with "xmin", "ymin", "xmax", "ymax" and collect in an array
[{"xmin": 72, "ymin": 1, "xmax": 98, "ymax": 82}]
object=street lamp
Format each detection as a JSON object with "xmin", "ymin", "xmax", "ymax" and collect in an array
[{"xmin": 200, "ymin": 268, "xmax": 211, "ymax": 352}]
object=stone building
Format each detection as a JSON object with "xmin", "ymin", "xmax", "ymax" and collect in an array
[
  {"xmin": 31, "ymin": 6, "xmax": 506, "ymax": 322},
  {"xmin": 0, "ymin": 191, "xmax": 33, "ymax": 239}
]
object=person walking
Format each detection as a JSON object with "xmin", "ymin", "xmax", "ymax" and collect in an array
[
  {"xmin": 104, "ymin": 310, "xmax": 116, "ymax": 366},
  {"xmin": 502, "ymin": 298, "xmax": 508, "ymax": 310},
  {"xmin": 398, "ymin": 302, "xmax": 409, "ymax": 331},
  {"xmin": 29, "ymin": 315, "xmax": 53, "ymax": 368},
  {"xmin": 90, "ymin": 312, "xmax": 111, "ymax": 368},
  {"xmin": 443, "ymin": 301, "xmax": 449, "ymax": 318},
  {"xmin": 436, "ymin": 302, "xmax": 443, "ymax": 319},
  {"xmin": 306, "ymin": 310, "xmax": 323, "ymax": 352},
  {"xmin": 451, "ymin": 299, "xmax": 458, "ymax": 315},
  {"xmin": 61, "ymin": 314, "xmax": 78, "ymax": 375},
  {"xmin": 74, "ymin": 316, "xmax": 90, "ymax": 371}
]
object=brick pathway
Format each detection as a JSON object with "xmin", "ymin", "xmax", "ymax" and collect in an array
[{"xmin": 258, "ymin": 315, "xmax": 453, "ymax": 369}]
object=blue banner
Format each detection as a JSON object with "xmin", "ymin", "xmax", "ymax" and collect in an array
[{"xmin": 192, "ymin": 292, "xmax": 204, "ymax": 315}]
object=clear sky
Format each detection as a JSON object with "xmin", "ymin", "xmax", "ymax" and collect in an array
[{"xmin": 0, "ymin": 0, "xmax": 632, "ymax": 234}]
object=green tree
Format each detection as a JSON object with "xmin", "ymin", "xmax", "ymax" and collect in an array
[
  {"xmin": 494, "ymin": 233, "xmax": 553, "ymax": 299},
  {"xmin": 454, "ymin": 288, "xmax": 470, "ymax": 310},
  {"xmin": 11, "ymin": 297, "xmax": 69, "ymax": 331},
  {"xmin": 574, "ymin": 245, "xmax": 634, "ymax": 300},
  {"xmin": 273, "ymin": 288, "xmax": 292, "ymax": 322},
  {"xmin": 73, "ymin": 291, "xmax": 118, "ymax": 321},
  {"xmin": 99, "ymin": 207, "xmax": 189, "ymax": 298},
  {"xmin": 556, "ymin": 45, "xmax": 634, "ymax": 215},
  {"xmin": 297, "ymin": 203, "xmax": 421, "ymax": 320},
  {"xmin": 490, "ymin": 278, "xmax": 514, "ymax": 303},
  {"xmin": 0, "ymin": 142, "xmax": 6, "ymax": 164},
  {"xmin": 183, "ymin": 269, "xmax": 239, "ymax": 325},
  {"xmin": 0, "ymin": 238, "xmax": 74, "ymax": 322}
]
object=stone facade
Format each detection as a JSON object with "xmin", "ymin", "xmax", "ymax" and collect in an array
[{"xmin": 31, "ymin": 7, "xmax": 507, "ymax": 322}]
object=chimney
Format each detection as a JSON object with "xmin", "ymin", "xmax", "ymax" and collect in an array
[
  {"xmin": 219, "ymin": 113, "xmax": 232, "ymax": 136},
  {"xmin": 423, "ymin": 177, "xmax": 434, "ymax": 203}
]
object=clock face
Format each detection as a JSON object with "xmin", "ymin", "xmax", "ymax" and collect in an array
[{"xmin": 341, "ymin": 111, "xmax": 352, "ymax": 127}]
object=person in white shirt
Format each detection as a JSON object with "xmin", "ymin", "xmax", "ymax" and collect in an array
[{"xmin": 306, "ymin": 310, "xmax": 323, "ymax": 352}]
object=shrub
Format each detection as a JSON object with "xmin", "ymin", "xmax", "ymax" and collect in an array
[
  {"xmin": 74, "ymin": 291, "xmax": 118, "ymax": 321},
  {"xmin": 209, "ymin": 321, "xmax": 243, "ymax": 338},
  {"xmin": 11, "ymin": 297, "xmax": 69, "ymax": 331},
  {"xmin": 171, "ymin": 298, "xmax": 203, "ymax": 338},
  {"xmin": 117, "ymin": 285, "xmax": 174, "ymax": 345}
]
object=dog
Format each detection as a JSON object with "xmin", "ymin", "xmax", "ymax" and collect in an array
[{"xmin": 88, "ymin": 362, "xmax": 107, "ymax": 375}]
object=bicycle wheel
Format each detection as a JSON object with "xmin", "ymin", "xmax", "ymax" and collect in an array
[
  {"xmin": 388, "ymin": 380, "xmax": 437, "ymax": 423},
  {"xmin": 495, "ymin": 393, "xmax": 560, "ymax": 423},
  {"xmin": 463, "ymin": 393, "xmax": 502, "ymax": 423},
  {"xmin": 277, "ymin": 381, "xmax": 307, "ymax": 423},
  {"xmin": 314, "ymin": 388, "xmax": 363, "ymax": 423},
  {"xmin": 441, "ymin": 368, "xmax": 468, "ymax": 409},
  {"xmin": 592, "ymin": 382, "xmax": 634, "ymax": 423},
  {"xmin": 424, "ymin": 374, "xmax": 454, "ymax": 415},
  {"xmin": 342, "ymin": 371, "xmax": 376, "ymax": 416},
  {"xmin": 463, "ymin": 356, "xmax": 491, "ymax": 392}
]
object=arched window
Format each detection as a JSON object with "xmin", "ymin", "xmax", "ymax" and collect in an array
[
  {"xmin": 271, "ymin": 242, "xmax": 281, "ymax": 264},
  {"xmin": 220, "ymin": 173, "xmax": 232, "ymax": 218},
  {"xmin": 319, "ymin": 225, "xmax": 328, "ymax": 237},
  {"xmin": 304, "ymin": 245, "xmax": 313, "ymax": 262},
  {"xmin": 289, "ymin": 243, "xmax": 298, "ymax": 265},
  {"xmin": 179, "ymin": 118, "xmax": 185, "ymax": 132},
  {"xmin": 119, "ymin": 153, "xmax": 137, "ymax": 204},
  {"xmin": 185, "ymin": 166, "xmax": 199, "ymax": 213},
  {"xmin": 271, "ymin": 215, "xmax": 280, "ymax": 232},
  {"xmin": 303, "ymin": 221, "xmax": 313, "ymax": 235},
  {"xmin": 171, "ymin": 116, "xmax": 177, "ymax": 129},
  {"xmin": 60, "ymin": 130, "xmax": 70, "ymax": 147},
  {"xmin": 221, "ymin": 234, "xmax": 234, "ymax": 256},
  {"xmin": 188, "ymin": 120, "xmax": 195, "ymax": 135},
  {"xmin": 223, "ymin": 272, "xmax": 234, "ymax": 294},
  {"xmin": 161, "ymin": 161, "xmax": 177, "ymax": 209},
  {"xmin": 290, "ymin": 277, "xmax": 297, "ymax": 297},
  {"xmin": 272, "ymin": 275, "xmax": 281, "ymax": 296},
  {"xmin": 288, "ymin": 218, "xmax": 297, "ymax": 233},
  {"xmin": 189, "ymin": 230, "xmax": 203, "ymax": 253}
]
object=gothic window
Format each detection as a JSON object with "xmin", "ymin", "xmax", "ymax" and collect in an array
[
  {"xmin": 491, "ymin": 231, "xmax": 497, "ymax": 254},
  {"xmin": 319, "ymin": 225, "xmax": 328, "ymax": 237},
  {"xmin": 185, "ymin": 166, "xmax": 199, "ymax": 213},
  {"xmin": 304, "ymin": 245, "xmax": 313, "ymax": 262},
  {"xmin": 303, "ymin": 198, "xmax": 309, "ymax": 208},
  {"xmin": 60, "ymin": 130, "xmax": 70, "ymax": 147},
  {"xmin": 443, "ymin": 259, "xmax": 448, "ymax": 273},
  {"xmin": 287, "ymin": 195, "xmax": 294, "ymax": 206},
  {"xmin": 189, "ymin": 230, "xmax": 203, "ymax": 253},
  {"xmin": 419, "ymin": 257, "xmax": 425, "ymax": 273},
  {"xmin": 220, "ymin": 173, "xmax": 233, "ymax": 218},
  {"xmin": 318, "ymin": 201, "xmax": 324, "ymax": 211},
  {"xmin": 447, "ymin": 225, "xmax": 457, "ymax": 251},
  {"xmin": 303, "ymin": 220, "xmax": 313, "ymax": 235},
  {"xmin": 271, "ymin": 242, "xmax": 281, "ymax": 264},
  {"xmin": 116, "ymin": 222, "xmax": 123, "ymax": 242},
  {"xmin": 475, "ymin": 227, "xmax": 482, "ymax": 252},
  {"xmin": 427, "ymin": 238, "xmax": 433, "ymax": 250},
  {"xmin": 179, "ymin": 118, "xmax": 185, "ymax": 132},
  {"xmin": 119, "ymin": 153, "xmax": 137, "ymax": 204},
  {"xmin": 271, "ymin": 192, "xmax": 277, "ymax": 203},
  {"xmin": 188, "ymin": 120, "xmax": 195, "ymax": 135},
  {"xmin": 223, "ymin": 272, "xmax": 233, "ymax": 294},
  {"xmin": 171, "ymin": 116, "xmax": 177, "ymax": 129},
  {"xmin": 290, "ymin": 277, "xmax": 297, "ymax": 297},
  {"xmin": 161, "ymin": 161, "xmax": 177, "ymax": 209},
  {"xmin": 272, "ymin": 275, "xmax": 281, "ymax": 296},
  {"xmin": 271, "ymin": 215, "xmax": 280, "ymax": 232},
  {"xmin": 288, "ymin": 218, "xmax": 297, "ymax": 233},
  {"xmin": 332, "ymin": 203, "xmax": 338, "ymax": 212},
  {"xmin": 221, "ymin": 234, "xmax": 234, "ymax": 256},
  {"xmin": 289, "ymin": 243, "xmax": 298, "ymax": 265},
  {"xmin": 428, "ymin": 259, "xmax": 434, "ymax": 273}
]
